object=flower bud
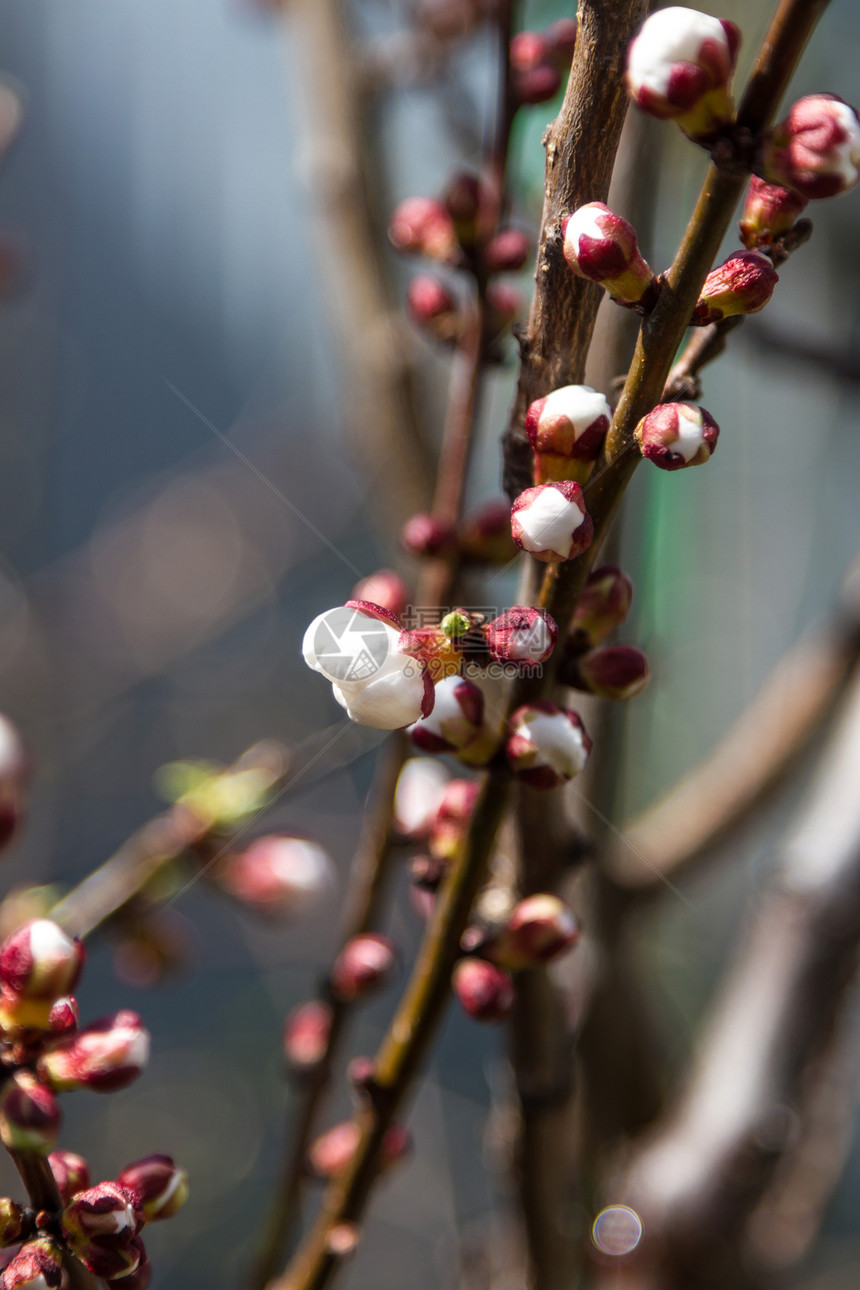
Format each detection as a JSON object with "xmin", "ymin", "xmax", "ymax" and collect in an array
[
  {"xmin": 330, "ymin": 935, "xmax": 396, "ymax": 1003},
  {"xmin": 62, "ymin": 1183, "xmax": 142, "ymax": 1247},
  {"xmin": 511, "ymin": 481, "xmax": 594, "ymax": 563},
  {"xmin": 406, "ymin": 276, "xmax": 462, "ymax": 344},
  {"xmin": 546, "ymin": 17, "xmax": 577, "ymax": 65},
  {"xmin": 441, "ymin": 171, "xmax": 484, "ymax": 247},
  {"xmin": 283, "ymin": 1000, "xmax": 333, "ymax": 1077},
  {"xmin": 216, "ymin": 836, "xmax": 334, "ymax": 917},
  {"xmin": 48, "ymin": 997, "xmax": 78, "ymax": 1037},
  {"xmin": 569, "ymin": 565, "xmax": 633, "ymax": 652},
  {"xmin": 506, "ymin": 703, "xmax": 591, "ymax": 790},
  {"xmin": 0, "ymin": 921, "xmax": 85, "ymax": 1031},
  {"xmin": 350, "ymin": 570, "xmax": 411, "ymax": 621},
  {"xmin": 761, "ymin": 94, "xmax": 860, "ymax": 200},
  {"xmin": 0, "ymin": 714, "xmax": 27, "ymax": 852},
  {"xmin": 400, "ymin": 513, "xmax": 457, "ymax": 559},
  {"xmin": 562, "ymin": 203, "xmax": 655, "ymax": 306},
  {"xmin": 0, "ymin": 1073, "xmax": 60, "ymax": 1155},
  {"xmin": 626, "ymin": 7, "xmax": 740, "ymax": 141},
  {"xmin": 0, "ymin": 1238, "xmax": 63, "ymax": 1290},
  {"xmin": 459, "ymin": 498, "xmax": 519, "ymax": 564},
  {"xmin": 393, "ymin": 758, "xmax": 450, "ymax": 840},
  {"xmin": 116, "ymin": 1156, "xmax": 188, "ymax": 1222},
  {"xmin": 106, "ymin": 1258, "xmax": 151, "ymax": 1290},
  {"xmin": 483, "ymin": 228, "xmax": 530, "ymax": 274},
  {"xmin": 561, "ymin": 645, "xmax": 650, "ymax": 701},
  {"xmin": 693, "ymin": 250, "xmax": 778, "ymax": 324},
  {"xmin": 409, "ymin": 853, "xmax": 448, "ymax": 892},
  {"xmin": 483, "ymin": 608, "xmax": 557, "ymax": 666},
  {"xmin": 485, "ymin": 282, "xmax": 523, "ymax": 336},
  {"xmin": 452, "ymin": 959, "xmax": 513, "ymax": 1022},
  {"xmin": 739, "ymin": 176, "xmax": 808, "ymax": 250},
  {"xmin": 408, "ymin": 675, "xmax": 484, "ymax": 754},
  {"xmin": 73, "ymin": 1235, "xmax": 146, "ymax": 1283},
  {"xmin": 489, "ymin": 894, "xmax": 580, "ymax": 969},
  {"xmin": 634, "ymin": 401, "xmax": 719, "ymax": 470},
  {"xmin": 48, "ymin": 1152, "xmax": 91, "ymax": 1205},
  {"xmin": 428, "ymin": 779, "xmax": 479, "ymax": 859},
  {"xmin": 0, "ymin": 1200, "xmax": 26, "ymax": 1248},
  {"xmin": 38, "ymin": 1010, "xmax": 150, "ymax": 1093},
  {"xmin": 308, "ymin": 1121, "xmax": 410, "ymax": 1178},
  {"xmin": 525, "ymin": 384, "xmax": 612, "ymax": 481},
  {"xmin": 388, "ymin": 196, "xmax": 458, "ymax": 263}
]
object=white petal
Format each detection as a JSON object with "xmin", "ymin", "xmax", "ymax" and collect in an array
[
  {"xmin": 518, "ymin": 489, "xmax": 584, "ymax": 558},
  {"xmin": 628, "ymin": 8, "xmax": 728, "ymax": 97},
  {"xmin": 517, "ymin": 711, "xmax": 589, "ymax": 778}
]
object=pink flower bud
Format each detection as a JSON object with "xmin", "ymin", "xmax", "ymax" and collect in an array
[
  {"xmin": 61, "ymin": 1183, "xmax": 143, "ymax": 1248},
  {"xmin": 308, "ymin": 1120, "xmax": 410, "ymax": 1178},
  {"xmin": 406, "ymin": 276, "xmax": 462, "ymax": 344},
  {"xmin": 38, "ymin": 1010, "xmax": 150, "ymax": 1093},
  {"xmin": 569, "ymin": 565, "xmax": 633, "ymax": 651},
  {"xmin": 350, "ymin": 570, "xmax": 411, "ymax": 621},
  {"xmin": 562, "ymin": 203, "xmax": 655, "ymax": 306},
  {"xmin": 116, "ymin": 1156, "xmax": 188, "ymax": 1222},
  {"xmin": 0, "ymin": 920, "xmax": 85, "ymax": 1030},
  {"xmin": 506, "ymin": 702, "xmax": 592, "ymax": 790},
  {"xmin": 483, "ymin": 228, "xmax": 530, "ymax": 274},
  {"xmin": 393, "ymin": 758, "xmax": 450, "ymax": 840},
  {"xmin": 626, "ymin": 7, "xmax": 740, "ymax": 141},
  {"xmin": 0, "ymin": 1073, "xmax": 60, "ymax": 1155},
  {"xmin": 330, "ymin": 935, "xmax": 396, "ymax": 1003},
  {"xmin": 388, "ymin": 196, "xmax": 458, "ymax": 263},
  {"xmin": 635, "ymin": 401, "xmax": 719, "ymax": 470},
  {"xmin": 761, "ymin": 94, "xmax": 860, "ymax": 200},
  {"xmin": 484, "ymin": 608, "xmax": 558, "ymax": 665},
  {"xmin": 0, "ymin": 1200, "xmax": 25, "ymax": 1248},
  {"xmin": 452, "ymin": 959, "xmax": 513, "ymax": 1021},
  {"xmin": 546, "ymin": 17, "xmax": 577, "ymax": 65},
  {"xmin": 562, "ymin": 645, "xmax": 650, "ymax": 701},
  {"xmin": 48, "ymin": 997, "xmax": 78, "ymax": 1037},
  {"xmin": 693, "ymin": 250, "xmax": 778, "ymax": 323},
  {"xmin": 0, "ymin": 1239, "xmax": 63, "ymax": 1290},
  {"xmin": 74, "ymin": 1235, "xmax": 146, "ymax": 1283},
  {"xmin": 428, "ymin": 779, "xmax": 479, "ymax": 859},
  {"xmin": 511, "ymin": 481, "xmax": 594, "ymax": 563},
  {"xmin": 216, "ymin": 836, "xmax": 334, "ymax": 917},
  {"xmin": 525, "ymin": 384, "xmax": 613, "ymax": 479},
  {"xmin": 0, "ymin": 714, "xmax": 27, "ymax": 852},
  {"xmin": 739, "ymin": 176, "xmax": 808, "ymax": 250},
  {"xmin": 400, "ymin": 512, "xmax": 457, "ymax": 559},
  {"xmin": 441, "ymin": 171, "xmax": 484, "ymax": 246},
  {"xmin": 489, "ymin": 894, "xmax": 580, "ymax": 969},
  {"xmin": 106, "ymin": 1258, "xmax": 151, "ymax": 1290},
  {"xmin": 458, "ymin": 499, "xmax": 519, "ymax": 564},
  {"xmin": 408, "ymin": 675, "xmax": 484, "ymax": 754},
  {"xmin": 485, "ymin": 281, "xmax": 523, "ymax": 336},
  {"xmin": 303, "ymin": 603, "xmax": 434, "ymax": 731},
  {"xmin": 48, "ymin": 1151, "xmax": 91, "ymax": 1205},
  {"xmin": 283, "ymin": 1000, "xmax": 333, "ymax": 1077}
]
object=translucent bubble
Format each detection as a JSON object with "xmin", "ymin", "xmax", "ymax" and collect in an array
[{"xmin": 592, "ymin": 1205, "xmax": 643, "ymax": 1256}]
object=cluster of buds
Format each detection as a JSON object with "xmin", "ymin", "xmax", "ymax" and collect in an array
[
  {"xmin": 509, "ymin": 19, "xmax": 577, "ymax": 106},
  {"xmin": 761, "ymin": 94, "xmax": 860, "ymax": 201},
  {"xmin": 452, "ymin": 893, "xmax": 580, "ymax": 1022},
  {"xmin": 692, "ymin": 250, "xmax": 779, "ymax": 324},
  {"xmin": 562, "ymin": 204, "xmax": 656, "ymax": 311},
  {"xmin": 511, "ymin": 481, "xmax": 594, "ymax": 563},
  {"xmin": 634, "ymin": 402, "xmax": 719, "ymax": 471},
  {"xmin": 505, "ymin": 703, "xmax": 592, "ymax": 790},
  {"xmin": 626, "ymin": 7, "xmax": 740, "ymax": 142},
  {"xmin": 0, "ymin": 918, "xmax": 184, "ymax": 1286},
  {"xmin": 213, "ymin": 835, "xmax": 335, "ymax": 918},
  {"xmin": 525, "ymin": 384, "xmax": 613, "ymax": 484},
  {"xmin": 303, "ymin": 600, "xmax": 435, "ymax": 730},
  {"xmin": 560, "ymin": 565, "xmax": 650, "ymax": 702},
  {"xmin": 400, "ymin": 499, "xmax": 518, "ymax": 566}
]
